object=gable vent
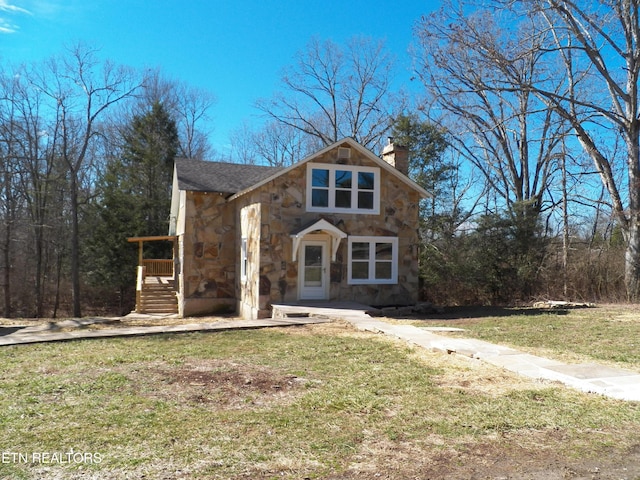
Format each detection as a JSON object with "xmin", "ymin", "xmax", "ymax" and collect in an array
[{"xmin": 337, "ymin": 147, "xmax": 351, "ymax": 160}]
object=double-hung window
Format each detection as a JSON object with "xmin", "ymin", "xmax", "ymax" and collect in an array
[
  {"xmin": 348, "ymin": 236, "xmax": 398, "ymax": 284},
  {"xmin": 307, "ymin": 163, "xmax": 380, "ymax": 214}
]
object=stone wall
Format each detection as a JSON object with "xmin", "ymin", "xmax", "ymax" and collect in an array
[
  {"xmin": 176, "ymin": 142, "xmax": 423, "ymax": 319},
  {"xmin": 180, "ymin": 191, "xmax": 236, "ymax": 316},
  {"xmin": 233, "ymin": 143, "xmax": 422, "ymax": 317},
  {"xmin": 238, "ymin": 203, "xmax": 262, "ymax": 319}
]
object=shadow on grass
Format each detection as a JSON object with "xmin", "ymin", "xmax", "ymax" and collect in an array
[{"xmin": 414, "ymin": 306, "xmax": 570, "ymax": 321}]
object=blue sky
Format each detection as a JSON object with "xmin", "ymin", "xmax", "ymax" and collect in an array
[{"xmin": 1, "ymin": 0, "xmax": 441, "ymax": 155}]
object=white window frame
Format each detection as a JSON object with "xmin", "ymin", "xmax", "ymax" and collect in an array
[
  {"xmin": 347, "ymin": 236, "xmax": 398, "ymax": 285},
  {"xmin": 240, "ymin": 237, "xmax": 248, "ymax": 281},
  {"xmin": 306, "ymin": 163, "xmax": 380, "ymax": 214}
]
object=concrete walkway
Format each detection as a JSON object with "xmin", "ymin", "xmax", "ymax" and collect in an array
[
  {"xmin": 273, "ymin": 302, "xmax": 640, "ymax": 402},
  {"xmin": 0, "ymin": 315, "xmax": 330, "ymax": 346},
  {"xmin": 2, "ymin": 303, "xmax": 640, "ymax": 402}
]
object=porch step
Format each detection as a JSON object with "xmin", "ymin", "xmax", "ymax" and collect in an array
[
  {"xmin": 272, "ymin": 305, "xmax": 311, "ymax": 319},
  {"xmin": 271, "ymin": 302, "xmax": 373, "ymax": 320},
  {"xmin": 137, "ymin": 277, "xmax": 178, "ymax": 315}
]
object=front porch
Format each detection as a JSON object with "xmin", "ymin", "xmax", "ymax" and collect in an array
[
  {"xmin": 128, "ymin": 236, "xmax": 178, "ymax": 315},
  {"xmin": 271, "ymin": 301, "xmax": 373, "ymax": 320}
]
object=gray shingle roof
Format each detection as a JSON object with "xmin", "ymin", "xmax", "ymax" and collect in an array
[{"xmin": 175, "ymin": 159, "xmax": 283, "ymax": 194}]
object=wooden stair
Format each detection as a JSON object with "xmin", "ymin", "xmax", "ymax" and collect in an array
[{"xmin": 137, "ymin": 276, "xmax": 178, "ymax": 315}]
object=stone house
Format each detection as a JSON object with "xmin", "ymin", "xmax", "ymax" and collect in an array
[{"xmin": 149, "ymin": 137, "xmax": 429, "ymax": 319}]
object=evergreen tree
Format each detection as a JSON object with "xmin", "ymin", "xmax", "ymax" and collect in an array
[
  {"xmin": 464, "ymin": 203, "xmax": 546, "ymax": 304},
  {"xmin": 390, "ymin": 113, "xmax": 454, "ymax": 235},
  {"xmin": 85, "ymin": 102, "xmax": 179, "ymax": 310},
  {"xmin": 390, "ymin": 114, "xmax": 450, "ymax": 187},
  {"xmin": 121, "ymin": 101, "xmax": 179, "ymax": 238},
  {"xmin": 390, "ymin": 113, "xmax": 458, "ymax": 301}
]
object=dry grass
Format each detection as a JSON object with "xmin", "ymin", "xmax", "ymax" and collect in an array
[
  {"xmin": 395, "ymin": 303, "xmax": 640, "ymax": 371},
  {"xmin": 1, "ymin": 312, "xmax": 640, "ymax": 479}
]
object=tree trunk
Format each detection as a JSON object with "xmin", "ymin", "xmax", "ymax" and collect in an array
[
  {"xmin": 70, "ymin": 173, "xmax": 82, "ymax": 317},
  {"xmin": 625, "ymin": 176, "xmax": 640, "ymax": 301},
  {"xmin": 2, "ymin": 223, "xmax": 10, "ymax": 317},
  {"xmin": 34, "ymin": 225, "xmax": 45, "ymax": 318},
  {"xmin": 561, "ymin": 152, "xmax": 569, "ymax": 300},
  {"xmin": 625, "ymin": 107, "xmax": 640, "ymax": 301},
  {"xmin": 625, "ymin": 227, "xmax": 640, "ymax": 301}
]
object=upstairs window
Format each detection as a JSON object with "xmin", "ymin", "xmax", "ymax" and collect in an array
[{"xmin": 307, "ymin": 163, "xmax": 380, "ymax": 214}]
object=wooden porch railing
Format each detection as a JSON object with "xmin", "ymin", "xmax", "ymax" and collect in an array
[
  {"xmin": 142, "ymin": 259, "xmax": 174, "ymax": 276},
  {"xmin": 135, "ymin": 265, "xmax": 146, "ymax": 313},
  {"xmin": 128, "ymin": 236, "xmax": 178, "ymax": 314}
]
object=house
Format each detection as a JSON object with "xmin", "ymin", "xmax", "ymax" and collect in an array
[{"xmin": 131, "ymin": 137, "xmax": 430, "ymax": 319}]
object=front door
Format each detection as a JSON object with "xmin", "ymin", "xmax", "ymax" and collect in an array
[{"xmin": 299, "ymin": 238, "xmax": 329, "ymax": 300}]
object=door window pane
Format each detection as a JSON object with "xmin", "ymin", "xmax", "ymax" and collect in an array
[
  {"xmin": 304, "ymin": 245, "xmax": 323, "ymax": 287},
  {"xmin": 304, "ymin": 267, "xmax": 322, "ymax": 285},
  {"xmin": 304, "ymin": 245, "xmax": 322, "ymax": 266}
]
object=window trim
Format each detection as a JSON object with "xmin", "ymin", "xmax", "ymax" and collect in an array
[
  {"xmin": 306, "ymin": 163, "xmax": 380, "ymax": 214},
  {"xmin": 347, "ymin": 236, "xmax": 398, "ymax": 285},
  {"xmin": 240, "ymin": 237, "xmax": 248, "ymax": 281}
]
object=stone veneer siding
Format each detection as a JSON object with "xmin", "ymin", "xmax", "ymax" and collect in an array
[
  {"xmin": 238, "ymin": 203, "xmax": 262, "ymax": 319},
  {"xmin": 179, "ymin": 191, "xmax": 236, "ymax": 316},
  {"xmin": 233, "ymin": 146, "xmax": 421, "ymax": 318}
]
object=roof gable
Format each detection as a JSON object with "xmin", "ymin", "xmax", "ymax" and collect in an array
[
  {"xmin": 174, "ymin": 138, "xmax": 431, "ymax": 199},
  {"xmin": 228, "ymin": 138, "xmax": 431, "ymax": 200}
]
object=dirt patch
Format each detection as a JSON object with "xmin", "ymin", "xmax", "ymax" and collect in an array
[
  {"xmin": 242, "ymin": 428, "xmax": 640, "ymax": 480},
  {"xmin": 230, "ymin": 431, "xmax": 640, "ymax": 480},
  {"xmin": 137, "ymin": 360, "xmax": 316, "ymax": 409}
]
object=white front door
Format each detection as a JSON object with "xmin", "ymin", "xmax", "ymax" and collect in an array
[{"xmin": 299, "ymin": 238, "xmax": 329, "ymax": 300}]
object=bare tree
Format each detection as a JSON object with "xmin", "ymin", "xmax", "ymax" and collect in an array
[
  {"xmin": 256, "ymin": 36, "xmax": 403, "ymax": 151},
  {"xmin": 138, "ymin": 70, "xmax": 216, "ymax": 160},
  {"xmin": 0, "ymin": 64, "xmax": 63, "ymax": 317},
  {"xmin": 414, "ymin": 4, "xmax": 568, "ymax": 221},
  {"xmin": 253, "ymin": 121, "xmax": 312, "ymax": 167},
  {"xmin": 228, "ymin": 121, "xmax": 258, "ymax": 164},
  {"xmin": 31, "ymin": 43, "xmax": 141, "ymax": 316},
  {"xmin": 483, "ymin": 0, "xmax": 640, "ymax": 299},
  {"xmin": 173, "ymin": 82, "xmax": 216, "ymax": 160},
  {"xmin": 230, "ymin": 120, "xmax": 313, "ymax": 167},
  {"xmin": 0, "ymin": 72, "xmax": 23, "ymax": 316}
]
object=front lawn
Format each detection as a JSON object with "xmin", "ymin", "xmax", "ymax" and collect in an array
[
  {"xmin": 407, "ymin": 304, "xmax": 640, "ymax": 370},
  {"xmin": 1, "ymin": 320, "xmax": 640, "ymax": 479}
]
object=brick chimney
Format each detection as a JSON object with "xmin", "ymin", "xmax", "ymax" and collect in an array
[{"xmin": 381, "ymin": 137, "xmax": 409, "ymax": 176}]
